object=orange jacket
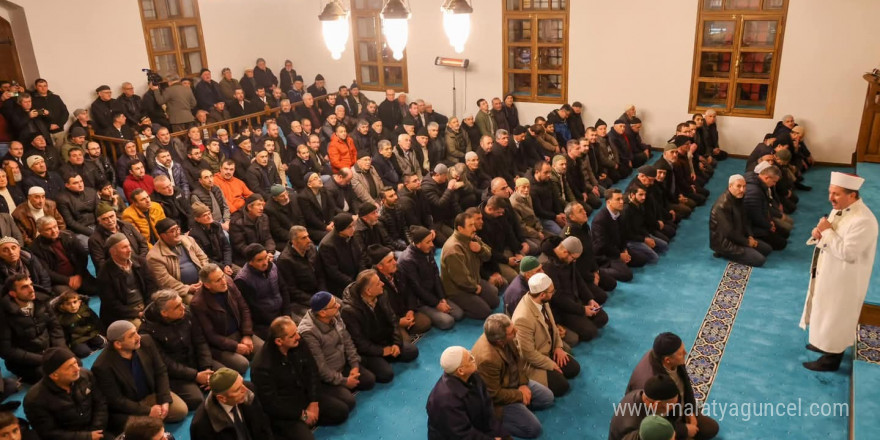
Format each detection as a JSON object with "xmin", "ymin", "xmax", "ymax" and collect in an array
[
  {"xmin": 213, "ymin": 173, "xmax": 253, "ymax": 213},
  {"xmin": 327, "ymin": 134, "xmax": 357, "ymax": 173}
]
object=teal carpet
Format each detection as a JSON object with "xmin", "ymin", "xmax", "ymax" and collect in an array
[{"xmin": 3, "ymin": 158, "xmax": 868, "ymax": 440}]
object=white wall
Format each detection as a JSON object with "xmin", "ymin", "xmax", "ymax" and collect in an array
[
  {"xmin": 289, "ymin": 0, "xmax": 880, "ymax": 165},
  {"xmin": 4, "ymin": 0, "xmax": 876, "ymax": 164},
  {"xmin": 198, "ymin": 0, "xmax": 308, "ymax": 79},
  {"xmin": 10, "ymin": 0, "xmax": 148, "ymax": 114}
]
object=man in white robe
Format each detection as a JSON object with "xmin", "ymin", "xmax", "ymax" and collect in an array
[{"xmin": 800, "ymin": 171, "xmax": 878, "ymax": 371}]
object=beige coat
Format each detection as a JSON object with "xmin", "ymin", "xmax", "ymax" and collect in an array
[
  {"xmin": 471, "ymin": 333, "xmax": 529, "ymax": 417},
  {"xmin": 350, "ymin": 166, "xmax": 384, "ymax": 208},
  {"xmin": 510, "ymin": 193, "xmax": 543, "ymax": 239},
  {"xmin": 511, "ymin": 294, "xmax": 562, "ymax": 387},
  {"xmin": 146, "ymin": 235, "xmax": 209, "ymax": 302}
]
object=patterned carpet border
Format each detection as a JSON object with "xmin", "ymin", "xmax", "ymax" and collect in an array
[
  {"xmin": 856, "ymin": 324, "xmax": 880, "ymax": 364},
  {"xmin": 686, "ymin": 262, "xmax": 752, "ymax": 402}
]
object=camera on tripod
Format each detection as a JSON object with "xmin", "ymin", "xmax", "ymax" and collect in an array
[{"xmin": 142, "ymin": 68, "xmax": 165, "ymax": 87}]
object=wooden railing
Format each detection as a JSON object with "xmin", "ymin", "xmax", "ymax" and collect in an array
[{"xmin": 90, "ymin": 95, "xmax": 329, "ymax": 164}]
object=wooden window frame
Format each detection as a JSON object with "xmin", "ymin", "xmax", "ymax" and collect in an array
[
  {"xmin": 502, "ymin": 1, "xmax": 569, "ymax": 104},
  {"xmin": 138, "ymin": 0, "xmax": 208, "ymax": 79},
  {"xmin": 688, "ymin": 0, "xmax": 789, "ymax": 118},
  {"xmin": 350, "ymin": 3, "xmax": 409, "ymax": 93}
]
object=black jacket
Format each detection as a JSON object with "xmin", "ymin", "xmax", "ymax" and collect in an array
[
  {"xmin": 620, "ymin": 200, "xmax": 650, "ymax": 243},
  {"xmin": 743, "ymin": 171, "xmax": 774, "ymax": 235},
  {"xmin": 30, "ymin": 91, "xmax": 69, "ymax": 133},
  {"xmin": 377, "ymin": 270, "xmax": 420, "ymax": 318},
  {"xmin": 96, "ymin": 256, "xmax": 157, "ymax": 327},
  {"xmin": 91, "ymin": 337, "xmax": 172, "ymax": 432},
  {"xmin": 89, "ymin": 97, "xmax": 120, "ymax": 132},
  {"xmin": 378, "ymin": 99, "xmax": 402, "ymax": 131},
  {"xmin": 139, "ymin": 306, "xmax": 214, "ymax": 382},
  {"xmin": 529, "ymin": 176, "xmax": 563, "ymax": 221},
  {"xmin": 189, "ymin": 221, "xmax": 232, "ymax": 268},
  {"xmin": 710, "ymin": 190, "xmax": 753, "ymax": 256},
  {"xmin": 250, "ymin": 341, "xmax": 320, "ymax": 423},
  {"xmin": 398, "ymin": 187, "xmax": 434, "ymax": 230},
  {"xmin": 480, "ymin": 201, "xmax": 524, "ymax": 265},
  {"xmin": 378, "ymin": 203, "xmax": 409, "ymax": 244},
  {"xmin": 265, "ymin": 196, "xmax": 305, "ymax": 244},
  {"xmin": 55, "ymin": 187, "xmax": 98, "ymax": 235},
  {"xmin": 340, "ymin": 283, "xmax": 401, "ymax": 357},
  {"xmin": 286, "ymin": 157, "xmax": 317, "ymax": 190},
  {"xmin": 23, "ymin": 369, "xmax": 108, "ymax": 440},
  {"xmin": 318, "ymin": 230, "xmax": 363, "ymax": 296},
  {"xmin": 0, "ymin": 185, "xmax": 24, "ymax": 215},
  {"xmin": 0, "ymin": 250, "xmax": 52, "ymax": 293},
  {"xmin": 244, "ymin": 163, "xmax": 281, "ymax": 199},
  {"xmin": 152, "ymin": 188, "xmax": 192, "ymax": 232},
  {"xmin": 297, "ymin": 187, "xmax": 339, "ymax": 231},
  {"xmin": 0, "ymin": 293, "xmax": 64, "ymax": 370},
  {"xmin": 324, "ymin": 178, "xmax": 358, "ymax": 214},
  {"xmin": 190, "ymin": 386, "xmax": 274, "ymax": 440},
  {"xmin": 353, "ymin": 219, "xmax": 398, "ymax": 267},
  {"xmin": 117, "ymin": 93, "xmax": 142, "ymax": 125},
  {"xmin": 31, "ymin": 231, "xmax": 95, "ymax": 287},
  {"xmin": 276, "ymin": 244, "xmax": 325, "ymax": 310},
  {"xmin": 426, "ymin": 373, "xmax": 506, "ymax": 440},
  {"xmin": 542, "ymin": 251, "xmax": 596, "ymax": 316},
  {"xmin": 421, "ymin": 174, "xmax": 460, "ymax": 225},
  {"xmin": 229, "ymin": 211, "xmax": 275, "ymax": 265},
  {"xmin": 397, "ymin": 244, "xmax": 447, "ymax": 307},
  {"xmin": 88, "ymin": 221, "xmax": 149, "ymax": 271},
  {"xmin": 590, "ymin": 206, "xmax": 625, "ymax": 264},
  {"xmin": 194, "ymin": 80, "xmax": 223, "ymax": 111},
  {"xmin": 564, "ymin": 221, "xmax": 599, "ymax": 274}
]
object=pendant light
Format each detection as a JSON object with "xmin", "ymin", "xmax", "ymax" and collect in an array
[
  {"xmin": 319, "ymin": 0, "xmax": 350, "ymax": 61},
  {"xmin": 441, "ymin": 0, "xmax": 473, "ymax": 53},
  {"xmin": 381, "ymin": 0, "xmax": 411, "ymax": 61}
]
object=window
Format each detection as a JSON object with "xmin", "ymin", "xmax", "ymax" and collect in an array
[
  {"xmin": 689, "ymin": 0, "xmax": 788, "ymax": 118},
  {"xmin": 351, "ymin": 0, "xmax": 408, "ymax": 92},
  {"xmin": 138, "ymin": 0, "xmax": 208, "ymax": 78},
  {"xmin": 503, "ymin": 0, "xmax": 569, "ymax": 104}
]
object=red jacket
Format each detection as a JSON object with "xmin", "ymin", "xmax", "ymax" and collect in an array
[{"xmin": 327, "ymin": 133, "xmax": 357, "ymax": 173}]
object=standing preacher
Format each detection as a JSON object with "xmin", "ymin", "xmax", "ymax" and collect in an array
[{"xmin": 800, "ymin": 171, "xmax": 878, "ymax": 371}]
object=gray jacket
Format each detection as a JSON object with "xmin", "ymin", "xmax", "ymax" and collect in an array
[
  {"xmin": 156, "ymin": 83, "xmax": 197, "ymax": 125},
  {"xmin": 297, "ymin": 309, "xmax": 360, "ymax": 386}
]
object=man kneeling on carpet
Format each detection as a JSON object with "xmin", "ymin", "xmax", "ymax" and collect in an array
[
  {"xmin": 426, "ymin": 345, "xmax": 512, "ymax": 440},
  {"xmin": 626, "ymin": 332, "xmax": 719, "ymax": 440},
  {"xmin": 709, "ymin": 174, "xmax": 773, "ymax": 267},
  {"xmin": 473, "ymin": 313, "xmax": 554, "ymax": 438}
]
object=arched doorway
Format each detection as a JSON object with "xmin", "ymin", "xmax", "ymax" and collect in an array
[{"xmin": 0, "ymin": 15, "xmax": 23, "ymax": 84}]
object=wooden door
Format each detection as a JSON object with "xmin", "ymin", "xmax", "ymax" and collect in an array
[
  {"xmin": 0, "ymin": 17, "xmax": 24, "ymax": 85},
  {"xmin": 856, "ymin": 74, "xmax": 880, "ymax": 163}
]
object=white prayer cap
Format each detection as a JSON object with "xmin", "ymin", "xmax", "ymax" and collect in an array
[
  {"xmin": 528, "ymin": 273, "xmax": 553, "ymax": 294},
  {"xmin": 28, "ymin": 186, "xmax": 45, "ymax": 196},
  {"xmin": 728, "ymin": 174, "xmax": 745, "ymax": 185},
  {"xmin": 830, "ymin": 171, "xmax": 865, "ymax": 191},
  {"xmin": 439, "ymin": 346, "xmax": 467, "ymax": 374},
  {"xmin": 754, "ymin": 161, "xmax": 772, "ymax": 174}
]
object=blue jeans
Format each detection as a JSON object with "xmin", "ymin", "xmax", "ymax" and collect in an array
[
  {"xmin": 501, "ymin": 380, "xmax": 554, "ymax": 438},
  {"xmin": 627, "ymin": 234, "xmax": 668, "ymax": 265},
  {"xmin": 541, "ymin": 219, "xmax": 563, "ymax": 235}
]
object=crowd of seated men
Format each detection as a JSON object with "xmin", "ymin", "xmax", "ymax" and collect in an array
[
  {"xmin": 0, "ymin": 58, "xmax": 817, "ymax": 440},
  {"xmin": 708, "ymin": 112, "xmax": 814, "ymax": 268}
]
